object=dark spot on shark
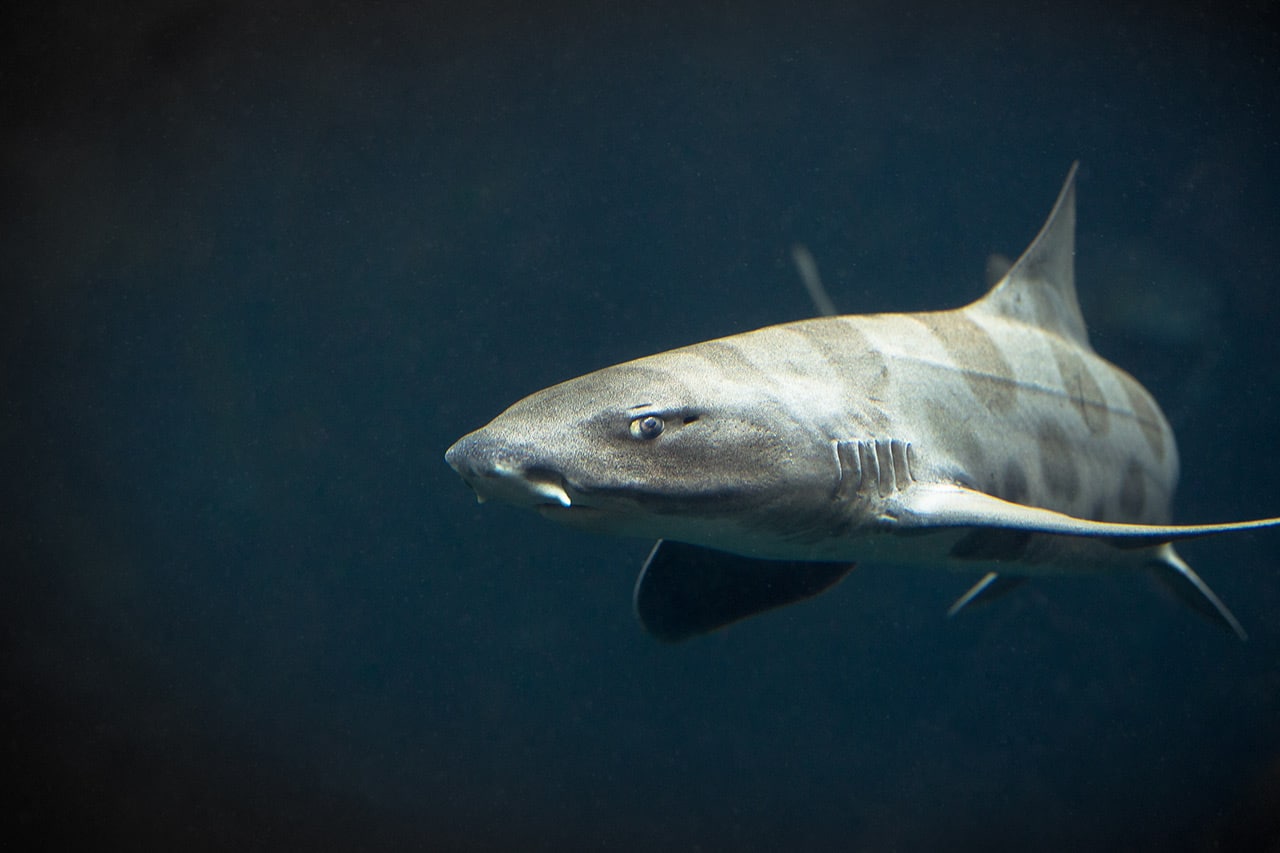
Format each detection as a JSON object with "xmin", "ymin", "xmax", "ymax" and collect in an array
[
  {"xmin": 698, "ymin": 340, "xmax": 764, "ymax": 379},
  {"xmin": 1120, "ymin": 376, "xmax": 1166, "ymax": 461},
  {"xmin": 1119, "ymin": 458, "xmax": 1146, "ymax": 521},
  {"xmin": 1000, "ymin": 459, "xmax": 1030, "ymax": 504},
  {"xmin": 1037, "ymin": 420, "xmax": 1080, "ymax": 503},
  {"xmin": 1049, "ymin": 339, "xmax": 1109, "ymax": 435},
  {"xmin": 791, "ymin": 319, "xmax": 890, "ymax": 401},
  {"xmin": 923, "ymin": 400, "xmax": 986, "ymax": 475},
  {"xmin": 916, "ymin": 312, "xmax": 1016, "ymax": 414}
]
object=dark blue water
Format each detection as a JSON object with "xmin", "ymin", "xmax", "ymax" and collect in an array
[{"xmin": 6, "ymin": 3, "xmax": 1280, "ymax": 849}]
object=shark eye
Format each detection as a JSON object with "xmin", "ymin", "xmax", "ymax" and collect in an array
[{"xmin": 630, "ymin": 414, "xmax": 665, "ymax": 440}]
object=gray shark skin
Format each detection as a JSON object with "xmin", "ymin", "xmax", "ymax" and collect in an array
[{"xmin": 446, "ymin": 163, "xmax": 1280, "ymax": 642}]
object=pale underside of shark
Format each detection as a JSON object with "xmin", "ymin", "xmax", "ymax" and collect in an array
[{"xmin": 446, "ymin": 163, "xmax": 1280, "ymax": 642}]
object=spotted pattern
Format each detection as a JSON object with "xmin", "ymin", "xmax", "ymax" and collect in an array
[
  {"xmin": 1000, "ymin": 459, "xmax": 1030, "ymax": 504},
  {"xmin": 924, "ymin": 399, "xmax": 986, "ymax": 475},
  {"xmin": 1119, "ymin": 376, "xmax": 1166, "ymax": 461},
  {"xmin": 916, "ymin": 313, "xmax": 1017, "ymax": 414},
  {"xmin": 697, "ymin": 340, "xmax": 766, "ymax": 379},
  {"xmin": 1037, "ymin": 420, "xmax": 1080, "ymax": 503},
  {"xmin": 791, "ymin": 319, "xmax": 890, "ymax": 400},
  {"xmin": 1049, "ymin": 339, "xmax": 1110, "ymax": 435},
  {"xmin": 1118, "ymin": 458, "xmax": 1147, "ymax": 521}
]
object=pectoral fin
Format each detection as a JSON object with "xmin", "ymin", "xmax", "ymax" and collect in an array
[
  {"xmin": 897, "ymin": 483, "xmax": 1280, "ymax": 544},
  {"xmin": 633, "ymin": 540, "xmax": 854, "ymax": 642}
]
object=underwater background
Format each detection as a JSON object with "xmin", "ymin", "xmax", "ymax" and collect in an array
[{"xmin": 5, "ymin": 1, "xmax": 1280, "ymax": 849}]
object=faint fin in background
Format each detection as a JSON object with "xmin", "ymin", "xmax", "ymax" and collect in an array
[
  {"xmin": 985, "ymin": 253, "xmax": 1013, "ymax": 288},
  {"xmin": 791, "ymin": 244, "xmax": 838, "ymax": 317},
  {"xmin": 1082, "ymin": 241, "xmax": 1226, "ymax": 435},
  {"xmin": 947, "ymin": 572, "xmax": 1027, "ymax": 617}
]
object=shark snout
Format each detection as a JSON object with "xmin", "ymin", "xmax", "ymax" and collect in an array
[
  {"xmin": 443, "ymin": 432, "xmax": 492, "ymax": 479},
  {"xmin": 445, "ymin": 431, "xmax": 574, "ymax": 508}
]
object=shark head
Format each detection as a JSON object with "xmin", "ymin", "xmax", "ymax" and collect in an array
[{"xmin": 445, "ymin": 352, "xmax": 842, "ymax": 551}]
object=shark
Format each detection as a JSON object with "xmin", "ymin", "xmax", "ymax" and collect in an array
[{"xmin": 445, "ymin": 163, "xmax": 1280, "ymax": 642}]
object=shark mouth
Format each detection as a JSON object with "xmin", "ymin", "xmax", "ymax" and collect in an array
[
  {"xmin": 444, "ymin": 434, "xmax": 586, "ymax": 510},
  {"xmin": 514, "ymin": 467, "xmax": 574, "ymax": 508},
  {"xmin": 459, "ymin": 462, "xmax": 579, "ymax": 510}
]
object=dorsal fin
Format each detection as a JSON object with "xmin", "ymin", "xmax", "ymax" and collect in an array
[{"xmin": 972, "ymin": 162, "xmax": 1090, "ymax": 350}]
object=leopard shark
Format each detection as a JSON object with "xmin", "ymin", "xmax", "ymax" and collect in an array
[{"xmin": 445, "ymin": 163, "xmax": 1280, "ymax": 641}]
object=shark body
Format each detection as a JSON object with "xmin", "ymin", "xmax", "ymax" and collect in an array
[{"xmin": 446, "ymin": 164, "xmax": 1280, "ymax": 641}]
